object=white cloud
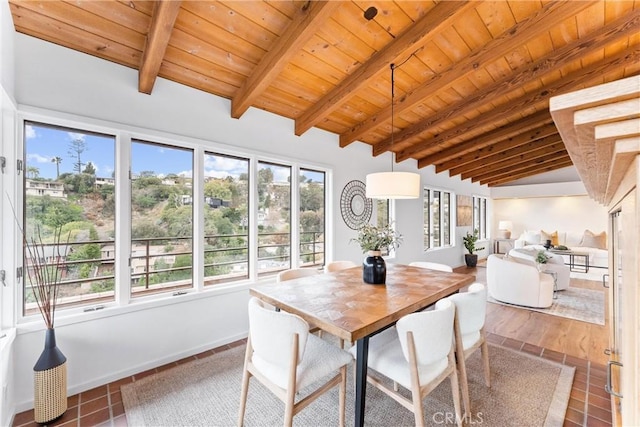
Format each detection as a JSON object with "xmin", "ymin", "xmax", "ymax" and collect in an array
[
  {"xmin": 204, "ymin": 155, "xmax": 247, "ymax": 178},
  {"xmin": 27, "ymin": 153, "xmax": 51, "ymax": 164},
  {"xmin": 25, "ymin": 125, "xmax": 37, "ymax": 140},
  {"xmin": 67, "ymin": 132, "xmax": 85, "ymax": 142}
]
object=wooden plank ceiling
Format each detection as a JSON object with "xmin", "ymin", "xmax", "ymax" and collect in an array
[{"xmin": 8, "ymin": 0, "xmax": 640, "ymax": 186}]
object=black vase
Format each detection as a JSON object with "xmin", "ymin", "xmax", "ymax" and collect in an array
[
  {"xmin": 363, "ymin": 251, "xmax": 386, "ymax": 284},
  {"xmin": 34, "ymin": 328, "xmax": 68, "ymax": 424},
  {"xmin": 544, "ymin": 239, "xmax": 552, "ymax": 249}
]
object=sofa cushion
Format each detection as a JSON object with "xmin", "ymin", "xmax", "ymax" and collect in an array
[
  {"xmin": 580, "ymin": 230, "xmax": 607, "ymax": 249},
  {"xmin": 564, "ymin": 232, "xmax": 583, "ymax": 247},
  {"xmin": 522, "ymin": 230, "xmax": 542, "ymax": 245},
  {"xmin": 541, "ymin": 230, "xmax": 558, "ymax": 246}
]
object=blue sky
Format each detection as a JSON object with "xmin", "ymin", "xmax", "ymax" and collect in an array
[{"xmin": 25, "ymin": 122, "xmax": 323, "ymax": 183}]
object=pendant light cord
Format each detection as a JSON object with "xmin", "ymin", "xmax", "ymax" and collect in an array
[
  {"xmin": 389, "ymin": 54, "xmax": 415, "ymax": 173},
  {"xmin": 390, "ymin": 63, "xmax": 396, "ymax": 173}
]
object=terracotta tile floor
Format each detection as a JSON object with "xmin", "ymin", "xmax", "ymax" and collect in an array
[{"xmin": 12, "ymin": 335, "xmax": 610, "ymax": 427}]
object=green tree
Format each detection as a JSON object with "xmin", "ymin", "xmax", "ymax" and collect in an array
[
  {"xmin": 26, "ymin": 166, "xmax": 40, "ymax": 179},
  {"xmin": 51, "ymin": 156, "xmax": 62, "ymax": 179},
  {"xmin": 132, "ymin": 222, "xmax": 166, "ymax": 239},
  {"xmin": 300, "ymin": 181, "xmax": 323, "ymax": 212},
  {"xmin": 68, "ymin": 136, "xmax": 87, "ymax": 173},
  {"xmin": 26, "ymin": 196, "xmax": 84, "ymax": 230},
  {"xmin": 83, "ymin": 161, "xmax": 96, "ymax": 175},
  {"xmin": 204, "ymin": 179, "xmax": 232, "ymax": 201}
]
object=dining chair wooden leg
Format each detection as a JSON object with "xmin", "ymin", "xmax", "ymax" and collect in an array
[
  {"xmin": 448, "ymin": 351, "xmax": 463, "ymax": 427},
  {"xmin": 237, "ymin": 338, "xmax": 253, "ymax": 427},
  {"xmin": 406, "ymin": 332, "xmax": 426, "ymax": 427},
  {"xmin": 480, "ymin": 332, "xmax": 491, "ymax": 387},
  {"xmin": 339, "ymin": 365, "xmax": 347, "ymax": 427},
  {"xmin": 453, "ymin": 315, "xmax": 471, "ymax": 417}
]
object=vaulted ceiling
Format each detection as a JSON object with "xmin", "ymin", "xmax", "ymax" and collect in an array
[{"xmin": 8, "ymin": 0, "xmax": 640, "ymax": 186}]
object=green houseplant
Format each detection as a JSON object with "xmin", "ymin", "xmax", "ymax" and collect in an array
[
  {"xmin": 462, "ymin": 229, "xmax": 484, "ymax": 267},
  {"xmin": 351, "ymin": 223, "xmax": 403, "ymax": 253},
  {"xmin": 351, "ymin": 223, "xmax": 402, "ymax": 284}
]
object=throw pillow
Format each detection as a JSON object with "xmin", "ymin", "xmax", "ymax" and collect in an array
[
  {"xmin": 541, "ymin": 230, "xmax": 559, "ymax": 246},
  {"xmin": 523, "ymin": 230, "xmax": 541, "ymax": 245},
  {"xmin": 580, "ymin": 230, "xmax": 607, "ymax": 249}
]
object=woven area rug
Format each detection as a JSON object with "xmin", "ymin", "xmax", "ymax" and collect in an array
[
  {"xmin": 488, "ymin": 286, "xmax": 605, "ymax": 325},
  {"xmin": 122, "ymin": 342, "xmax": 574, "ymax": 427}
]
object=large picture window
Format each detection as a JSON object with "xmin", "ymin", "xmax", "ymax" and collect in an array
[
  {"xmin": 423, "ymin": 187, "xmax": 453, "ymax": 250},
  {"xmin": 130, "ymin": 140, "xmax": 194, "ymax": 298},
  {"xmin": 20, "ymin": 117, "xmax": 330, "ymax": 316},
  {"xmin": 299, "ymin": 169, "xmax": 325, "ymax": 267},
  {"xmin": 257, "ymin": 161, "xmax": 291, "ymax": 276},
  {"xmin": 473, "ymin": 196, "xmax": 488, "ymax": 240},
  {"xmin": 23, "ymin": 121, "xmax": 116, "ymax": 314},
  {"xmin": 203, "ymin": 152, "xmax": 249, "ymax": 285}
]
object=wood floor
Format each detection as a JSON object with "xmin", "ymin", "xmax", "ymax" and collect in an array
[{"xmin": 455, "ymin": 264, "xmax": 610, "ymax": 365}]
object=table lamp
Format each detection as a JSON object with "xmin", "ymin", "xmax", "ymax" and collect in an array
[{"xmin": 497, "ymin": 221, "xmax": 513, "ymax": 239}]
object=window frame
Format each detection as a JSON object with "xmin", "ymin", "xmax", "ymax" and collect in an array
[
  {"xmin": 14, "ymin": 109, "xmax": 332, "ymax": 324},
  {"xmin": 473, "ymin": 195, "xmax": 489, "ymax": 240},
  {"xmin": 422, "ymin": 186, "xmax": 455, "ymax": 250}
]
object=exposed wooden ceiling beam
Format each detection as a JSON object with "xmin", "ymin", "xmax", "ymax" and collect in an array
[
  {"xmin": 461, "ymin": 143, "xmax": 567, "ymax": 181},
  {"xmin": 480, "ymin": 152, "xmax": 571, "ymax": 184},
  {"xmin": 373, "ymin": 11, "xmax": 640, "ymax": 154},
  {"xmin": 339, "ymin": 0, "xmax": 595, "ymax": 147},
  {"xmin": 417, "ymin": 111, "xmax": 553, "ymax": 168},
  {"xmin": 473, "ymin": 151, "xmax": 570, "ymax": 183},
  {"xmin": 293, "ymin": 1, "xmax": 474, "ymax": 136},
  {"xmin": 482, "ymin": 157, "xmax": 574, "ymax": 186},
  {"xmin": 406, "ymin": 47, "xmax": 639, "ymax": 163},
  {"xmin": 231, "ymin": 1, "xmax": 340, "ymax": 119},
  {"xmin": 453, "ymin": 136, "xmax": 564, "ymax": 178},
  {"xmin": 434, "ymin": 123, "xmax": 559, "ymax": 173},
  {"xmin": 138, "ymin": 0, "xmax": 182, "ymax": 94}
]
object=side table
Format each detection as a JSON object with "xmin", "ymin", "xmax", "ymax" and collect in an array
[{"xmin": 493, "ymin": 238, "xmax": 515, "ymax": 254}]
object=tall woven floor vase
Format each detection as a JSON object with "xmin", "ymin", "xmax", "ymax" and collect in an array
[{"xmin": 34, "ymin": 328, "xmax": 67, "ymax": 424}]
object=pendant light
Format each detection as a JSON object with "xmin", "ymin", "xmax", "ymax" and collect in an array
[{"xmin": 366, "ymin": 63, "xmax": 420, "ymax": 199}]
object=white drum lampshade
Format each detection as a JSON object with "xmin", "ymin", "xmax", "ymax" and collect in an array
[
  {"xmin": 366, "ymin": 171, "xmax": 420, "ymax": 199},
  {"xmin": 497, "ymin": 220, "xmax": 513, "ymax": 239}
]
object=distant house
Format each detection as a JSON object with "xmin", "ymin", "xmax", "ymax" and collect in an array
[
  {"xmin": 25, "ymin": 179, "xmax": 66, "ymax": 198},
  {"xmin": 181, "ymin": 195, "xmax": 229, "ymax": 209},
  {"xmin": 94, "ymin": 177, "xmax": 115, "ymax": 188}
]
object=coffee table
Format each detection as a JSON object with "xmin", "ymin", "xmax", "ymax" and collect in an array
[{"xmin": 550, "ymin": 249, "xmax": 590, "ymax": 273}]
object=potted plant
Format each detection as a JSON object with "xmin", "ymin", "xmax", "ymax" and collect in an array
[
  {"xmin": 535, "ymin": 250, "xmax": 550, "ymax": 271},
  {"xmin": 462, "ymin": 229, "xmax": 484, "ymax": 267},
  {"xmin": 351, "ymin": 223, "xmax": 402, "ymax": 284}
]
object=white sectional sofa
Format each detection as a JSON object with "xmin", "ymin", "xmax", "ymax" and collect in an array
[{"xmin": 513, "ymin": 229, "xmax": 608, "ymax": 270}]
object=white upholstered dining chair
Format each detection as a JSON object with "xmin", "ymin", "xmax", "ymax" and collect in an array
[
  {"xmin": 276, "ymin": 267, "xmax": 320, "ymax": 282},
  {"xmin": 443, "ymin": 283, "xmax": 491, "ymax": 417},
  {"xmin": 409, "ymin": 261, "xmax": 454, "ymax": 272},
  {"xmin": 238, "ymin": 298, "xmax": 353, "ymax": 427},
  {"xmin": 324, "ymin": 260, "xmax": 358, "ymax": 273},
  {"xmin": 349, "ymin": 299, "xmax": 463, "ymax": 427}
]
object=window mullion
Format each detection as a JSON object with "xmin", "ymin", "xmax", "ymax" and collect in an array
[
  {"xmin": 249, "ymin": 157, "xmax": 258, "ymax": 281},
  {"xmin": 290, "ymin": 165, "xmax": 299, "ymax": 267},
  {"xmin": 116, "ymin": 132, "xmax": 131, "ymax": 306},
  {"xmin": 193, "ymin": 147, "xmax": 204, "ymax": 292}
]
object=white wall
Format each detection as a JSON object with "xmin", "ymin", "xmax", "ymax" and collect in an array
[
  {"xmin": 0, "ymin": 1, "xmax": 16, "ymax": 424},
  {"xmin": 493, "ymin": 195, "xmax": 608, "ymax": 239},
  {"xmin": 0, "ymin": 0, "xmax": 14, "ymax": 98},
  {"xmin": 7, "ymin": 34, "xmax": 489, "ymax": 410}
]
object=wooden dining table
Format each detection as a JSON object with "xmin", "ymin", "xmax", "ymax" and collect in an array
[{"xmin": 249, "ymin": 263, "xmax": 475, "ymax": 427}]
